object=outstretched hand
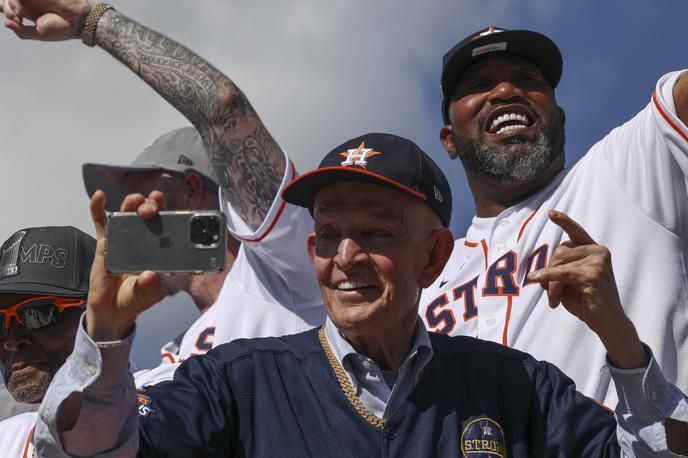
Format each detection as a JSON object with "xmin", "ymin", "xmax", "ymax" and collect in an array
[
  {"xmin": 1, "ymin": 0, "xmax": 90, "ymax": 41},
  {"xmin": 527, "ymin": 210, "xmax": 648, "ymax": 369},
  {"xmin": 85, "ymin": 190, "xmax": 165, "ymax": 342}
]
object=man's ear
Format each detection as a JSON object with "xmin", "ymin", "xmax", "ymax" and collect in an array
[
  {"xmin": 307, "ymin": 232, "xmax": 316, "ymax": 263},
  {"xmin": 420, "ymin": 227, "xmax": 455, "ymax": 288},
  {"xmin": 439, "ymin": 125, "xmax": 459, "ymax": 160},
  {"xmin": 182, "ymin": 172, "xmax": 204, "ymax": 209},
  {"xmin": 558, "ymin": 106, "xmax": 566, "ymax": 126}
]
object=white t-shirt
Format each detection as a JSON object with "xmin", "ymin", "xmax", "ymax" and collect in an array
[
  {"xmin": 421, "ymin": 71, "xmax": 688, "ymax": 407},
  {"xmin": 159, "ymin": 157, "xmax": 325, "ymax": 364}
]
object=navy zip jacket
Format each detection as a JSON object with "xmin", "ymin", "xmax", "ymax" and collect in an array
[{"xmin": 136, "ymin": 327, "xmax": 619, "ymax": 457}]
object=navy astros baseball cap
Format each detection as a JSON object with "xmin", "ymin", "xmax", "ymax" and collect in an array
[
  {"xmin": 441, "ymin": 26, "xmax": 563, "ymax": 124},
  {"xmin": 82, "ymin": 127, "xmax": 220, "ymax": 211},
  {"xmin": 0, "ymin": 226, "xmax": 95, "ymax": 298},
  {"xmin": 282, "ymin": 133, "xmax": 452, "ymax": 227}
]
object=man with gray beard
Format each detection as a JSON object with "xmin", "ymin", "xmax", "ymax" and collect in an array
[
  {"xmin": 420, "ymin": 24, "xmax": 688, "ymax": 422},
  {"xmin": 0, "ymin": 226, "xmax": 95, "ymax": 456},
  {"xmin": 450, "ymin": 103, "xmax": 564, "ymax": 183}
]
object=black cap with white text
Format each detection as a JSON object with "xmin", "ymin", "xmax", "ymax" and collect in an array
[{"xmin": 0, "ymin": 226, "xmax": 95, "ymax": 299}]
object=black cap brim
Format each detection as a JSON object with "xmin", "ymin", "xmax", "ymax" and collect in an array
[
  {"xmin": 0, "ymin": 282, "xmax": 87, "ymax": 298},
  {"xmin": 283, "ymin": 166, "xmax": 427, "ymax": 211}
]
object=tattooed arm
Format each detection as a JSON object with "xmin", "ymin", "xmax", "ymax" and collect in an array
[{"xmin": 2, "ymin": 0, "xmax": 284, "ymax": 229}]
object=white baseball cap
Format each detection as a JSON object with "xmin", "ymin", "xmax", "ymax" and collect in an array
[{"xmin": 82, "ymin": 127, "xmax": 220, "ymax": 211}]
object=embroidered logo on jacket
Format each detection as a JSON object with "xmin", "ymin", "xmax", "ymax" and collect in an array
[
  {"xmin": 137, "ymin": 387, "xmax": 155, "ymax": 417},
  {"xmin": 460, "ymin": 417, "xmax": 506, "ymax": 457}
]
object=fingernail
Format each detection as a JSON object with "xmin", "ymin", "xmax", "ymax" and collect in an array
[{"xmin": 527, "ymin": 271, "xmax": 540, "ymax": 281}]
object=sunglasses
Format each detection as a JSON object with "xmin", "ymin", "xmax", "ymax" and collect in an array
[{"xmin": 0, "ymin": 296, "xmax": 85, "ymax": 337}]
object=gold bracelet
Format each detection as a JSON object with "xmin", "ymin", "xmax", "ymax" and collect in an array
[{"xmin": 81, "ymin": 3, "xmax": 114, "ymax": 47}]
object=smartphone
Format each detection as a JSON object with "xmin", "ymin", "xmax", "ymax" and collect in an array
[{"xmin": 105, "ymin": 210, "xmax": 226, "ymax": 274}]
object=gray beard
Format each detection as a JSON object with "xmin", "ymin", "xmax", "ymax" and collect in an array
[
  {"xmin": 6, "ymin": 371, "xmax": 50, "ymax": 403},
  {"xmin": 453, "ymin": 118, "xmax": 565, "ymax": 183}
]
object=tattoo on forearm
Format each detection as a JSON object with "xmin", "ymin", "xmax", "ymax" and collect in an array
[{"xmin": 96, "ymin": 10, "xmax": 285, "ymax": 229}]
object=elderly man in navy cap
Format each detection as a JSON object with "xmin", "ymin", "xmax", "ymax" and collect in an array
[{"xmin": 29, "ymin": 133, "xmax": 688, "ymax": 456}]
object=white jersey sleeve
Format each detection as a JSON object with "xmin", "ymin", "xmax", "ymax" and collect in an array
[
  {"xmin": 593, "ymin": 70, "xmax": 688, "ymax": 235},
  {"xmin": 0, "ymin": 411, "xmax": 38, "ymax": 458},
  {"xmin": 218, "ymin": 153, "xmax": 321, "ymax": 309}
]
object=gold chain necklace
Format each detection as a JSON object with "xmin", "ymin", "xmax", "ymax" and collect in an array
[{"xmin": 318, "ymin": 326, "xmax": 386, "ymax": 429}]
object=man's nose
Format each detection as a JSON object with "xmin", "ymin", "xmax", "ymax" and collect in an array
[
  {"xmin": 3, "ymin": 323, "xmax": 31, "ymax": 353},
  {"xmin": 486, "ymin": 80, "xmax": 526, "ymax": 104},
  {"xmin": 333, "ymin": 237, "xmax": 368, "ymax": 270}
]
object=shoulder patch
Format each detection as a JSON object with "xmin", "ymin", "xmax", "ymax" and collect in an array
[{"xmin": 461, "ymin": 417, "xmax": 506, "ymax": 457}]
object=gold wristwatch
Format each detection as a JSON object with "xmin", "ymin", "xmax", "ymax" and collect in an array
[{"xmin": 81, "ymin": 3, "xmax": 114, "ymax": 47}]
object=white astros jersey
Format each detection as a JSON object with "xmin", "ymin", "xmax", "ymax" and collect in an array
[
  {"xmin": 421, "ymin": 71, "xmax": 688, "ymax": 407},
  {"xmin": 159, "ymin": 155, "xmax": 325, "ymax": 364},
  {"xmin": 0, "ymin": 412, "xmax": 37, "ymax": 458}
]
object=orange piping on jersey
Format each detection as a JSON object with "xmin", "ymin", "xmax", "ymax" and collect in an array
[
  {"xmin": 23, "ymin": 425, "xmax": 34, "ymax": 458},
  {"xmin": 502, "ymin": 296, "xmax": 513, "ymax": 346},
  {"xmin": 464, "ymin": 239, "xmax": 489, "ymax": 270},
  {"xmin": 161, "ymin": 353, "xmax": 177, "ymax": 364},
  {"xmin": 235, "ymin": 163, "xmax": 297, "ymax": 244},
  {"xmin": 517, "ymin": 207, "xmax": 540, "ymax": 242},
  {"xmin": 653, "ymin": 91, "xmax": 688, "ymax": 143}
]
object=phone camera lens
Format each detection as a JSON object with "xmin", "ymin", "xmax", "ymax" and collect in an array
[{"xmin": 191, "ymin": 215, "xmax": 222, "ymax": 247}]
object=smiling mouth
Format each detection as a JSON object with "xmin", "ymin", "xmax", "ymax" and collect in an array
[
  {"xmin": 486, "ymin": 109, "xmax": 534, "ymax": 136},
  {"xmin": 10, "ymin": 360, "xmax": 44, "ymax": 374},
  {"xmin": 336, "ymin": 281, "xmax": 373, "ymax": 291}
]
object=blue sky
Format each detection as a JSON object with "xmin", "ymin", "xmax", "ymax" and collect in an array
[{"xmin": 1, "ymin": 0, "xmax": 686, "ymax": 368}]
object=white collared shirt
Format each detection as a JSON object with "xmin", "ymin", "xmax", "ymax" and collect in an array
[{"xmin": 324, "ymin": 317, "xmax": 433, "ymax": 420}]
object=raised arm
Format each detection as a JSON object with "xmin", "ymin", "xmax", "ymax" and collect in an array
[
  {"xmin": 527, "ymin": 211, "xmax": 688, "ymax": 455},
  {"xmin": 675, "ymin": 73, "xmax": 688, "ymax": 126},
  {"xmin": 2, "ymin": 0, "xmax": 285, "ymax": 229}
]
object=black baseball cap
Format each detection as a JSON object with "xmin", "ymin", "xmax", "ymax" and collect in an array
[
  {"xmin": 282, "ymin": 133, "xmax": 452, "ymax": 226},
  {"xmin": 83, "ymin": 127, "xmax": 220, "ymax": 212},
  {"xmin": 0, "ymin": 226, "xmax": 95, "ymax": 299},
  {"xmin": 441, "ymin": 26, "xmax": 563, "ymax": 124}
]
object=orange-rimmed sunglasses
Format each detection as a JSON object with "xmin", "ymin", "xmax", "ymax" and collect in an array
[{"xmin": 0, "ymin": 296, "xmax": 85, "ymax": 336}]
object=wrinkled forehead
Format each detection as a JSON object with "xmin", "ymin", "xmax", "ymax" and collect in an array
[{"xmin": 314, "ymin": 182, "xmax": 409, "ymax": 216}]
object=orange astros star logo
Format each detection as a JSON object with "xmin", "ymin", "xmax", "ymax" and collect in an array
[{"xmin": 339, "ymin": 142, "xmax": 382, "ymax": 169}]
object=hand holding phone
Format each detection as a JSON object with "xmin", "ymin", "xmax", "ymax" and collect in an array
[{"xmin": 105, "ymin": 210, "xmax": 226, "ymax": 274}]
